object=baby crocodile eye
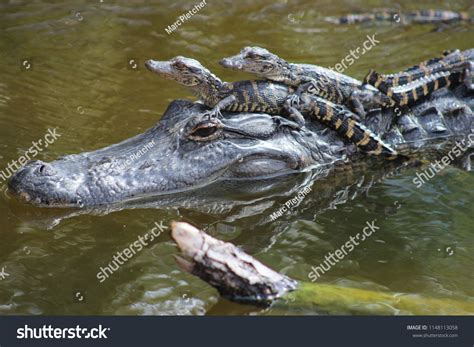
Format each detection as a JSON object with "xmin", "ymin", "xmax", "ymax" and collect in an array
[
  {"xmin": 247, "ymin": 53, "xmax": 261, "ymax": 60},
  {"xmin": 173, "ymin": 61, "xmax": 186, "ymax": 69}
]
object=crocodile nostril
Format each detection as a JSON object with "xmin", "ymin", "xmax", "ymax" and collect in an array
[{"xmin": 37, "ymin": 163, "xmax": 56, "ymax": 176}]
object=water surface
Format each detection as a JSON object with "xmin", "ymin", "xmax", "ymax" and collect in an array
[{"xmin": 0, "ymin": 0, "xmax": 473, "ymax": 315}]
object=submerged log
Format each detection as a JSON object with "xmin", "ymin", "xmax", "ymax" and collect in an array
[
  {"xmin": 171, "ymin": 222, "xmax": 474, "ymax": 315},
  {"xmin": 171, "ymin": 221, "xmax": 297, "ymax": 304}
]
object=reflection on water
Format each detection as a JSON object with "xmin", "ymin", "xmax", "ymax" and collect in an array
[{"xmin": 0, "ymin": 0, "xmax": 473, "ymax": 315}]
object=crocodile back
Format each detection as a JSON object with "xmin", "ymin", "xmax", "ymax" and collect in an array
[
  {"xmin": 297, "ymin": 64, "xmax": 362, "ymax": 101},
  {"xmin": 222, "ymin": 80, "xmax": 294, "ymax": 114}
]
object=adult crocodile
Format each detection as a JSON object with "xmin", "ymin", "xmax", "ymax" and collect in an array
[{"xmin": 7, "ymin": 70, "xmax": 474, "ymax": 208}]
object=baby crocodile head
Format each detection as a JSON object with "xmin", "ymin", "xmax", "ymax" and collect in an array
[
  {"xmin": 220, "ymin": 46, "xmax": 290, "ymax": 81},
  {"xmin": 145, "ymin": 56, "xmax": 223, "ymax": 96}
]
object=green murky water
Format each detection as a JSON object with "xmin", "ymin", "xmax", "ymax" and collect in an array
[{"xmin": 0, "ymin": 0, "xmax": 473, "ymax": 315}]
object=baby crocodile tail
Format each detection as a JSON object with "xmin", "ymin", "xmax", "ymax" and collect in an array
[
  {"xmin": 298, "ymin": 95, "xmax": 398, "ymax": 158},
  {"xmin": 364, "ymin": 49, "xmax": 473, "ymax": 88},
  {"xmin": 368, "ymin": 70, "xmax": 466, "ymax": 107}
]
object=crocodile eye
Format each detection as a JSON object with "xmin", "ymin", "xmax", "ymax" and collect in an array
[
  {"xmin": 190, "ymin": 77, "xmax": 201, "ymax": 85},
  {"xmin": 182, "ymin": 76, "xmax": 201, "ymax": 86},
  {"xmin": 188, "ymin": 123, "xmax": 220, "ymax": 141},
  {"xmin": 173, "ymin": 61, "xmax": 186, "ymax": 69},
  {"xmin": 246, "ymin": 52, "xmax": 261, "ymax": 60},
  {"xmin": 193, "ymin": 127, "xmax": 216, "ymax": 137}
]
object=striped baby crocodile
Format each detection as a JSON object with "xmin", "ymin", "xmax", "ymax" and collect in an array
[
  {"xmin": 326, "ymin": 9, "xmax": 471, "ymax": 25},
  {"xmin": 364, "ymin": 48, "xmax": 474, "ymax": 107},
  {"xmin": 221, "ymin": 46, "xmax": 473, "ymax": 116},
  {"xmin": 220, "ymin": 46, "xmax": 390, "ymax": 119},
  {"xmin": 145, "ymin": 56, "xmax": 398, "ymax": 157}
]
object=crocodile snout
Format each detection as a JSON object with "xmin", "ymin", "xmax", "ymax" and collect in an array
[
  {"xmin": 8, "ymin": 160, "xmax": 77, "ymax": 206},
  {"xmin": 8, "ymin": 160, "xmax": 52, "ymax": 189},
  {"xmin": 219, "ymin": 58, "xmax": 242, "ymax": 70},
  {"xmin": 145, "ymin": 59, "xmax": 173, "ymax": 76}
]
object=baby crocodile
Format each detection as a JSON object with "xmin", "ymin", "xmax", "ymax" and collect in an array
[
  {"xmin": 220, "ymin": 46, "xmax": 393, "ymax": 119},
  {"xmin": 220, "ymin": 47, "xmax": 473, "ymax": 116},
  {"xmin": 364, "ymin": 49, "xmax": 472, "ymax": 87},
  {"xmin": 364, "ymin": 49, "xmax": 474, "ymax": 107},
  {"xmin": 145, "ymin": 56, "xmax": 304, "ymax": 125},
  {"xmin": 145, "ymin": 56, "xmax": 397, "ymax": 157},
  {"xmin": 326, "ymin": 9, "xmax": 470, "ymax": 25}
]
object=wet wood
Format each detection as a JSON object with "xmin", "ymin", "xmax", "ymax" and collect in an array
[{"xmin": 171, "ymin": 221, "xmax": 297, "ymax": 304}]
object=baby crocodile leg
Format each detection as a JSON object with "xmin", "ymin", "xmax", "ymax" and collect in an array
[
  {"xmin": 463, "ymin": 61, "xmax": 474, "ymax": 89},
  {"xmin": 346, "ymin": 91, "xmax": 369, "ymax": 119},
  {"xmin": 202, "ymin": 95, "xmax": 237, "ymax": 119}
]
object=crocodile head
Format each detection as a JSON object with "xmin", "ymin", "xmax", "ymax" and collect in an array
[
  {"xmin": 219, "ymin": 46, "xmax": 290, "ymax": 81},
  {"xmin": 145, "ymin": 56, "xmax": 222, "ymax": 100},
  {"xmin": 8, "ymin": 100, "xmax": 339, "ymax": 207}
]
